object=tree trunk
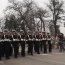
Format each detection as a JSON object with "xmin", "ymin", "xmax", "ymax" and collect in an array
[{"xmin": 40, "ymin": 16, "xmax": 45, "ymax": 31}]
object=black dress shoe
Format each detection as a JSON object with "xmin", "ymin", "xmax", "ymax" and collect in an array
[
  {"xmin": 37, "ymin": 52, "xmax": 40, "ymax": 54},
  {"xmin": 0, "ymin": 58, "xmax": 1, "ymax": 61},
  {"xmin": 31, "ymin": 53, "xmax": 33, "ymax": 55},
  {"xmin": 14, "ymin": 55, "xmax": 18, "ymax": 58},
  {"xmin": 6, "ymin": 57, "xmax": 10, "ymax": 60},
  {"xmin": 22, "ymin": 55, "xmax": 25, "ymax": 57}
]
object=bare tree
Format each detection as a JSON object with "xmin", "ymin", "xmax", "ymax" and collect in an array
[
  {"xmin": 5, "ymin": 0, "xmax": 37, "ymax": 33},
  {"xmin": 47, "ymin": 0, "xmax": 64, "ymax": 36},
  {"xmin": 5, "ymin": 0, "xmax": 48, "ymax": 33},
  {"xmin": 22, "ymin": 0, "xmax": 36, "ymax": 32},
  {"xmin": 5, "ymin": 14, "xmax": 19, "ymax": 31},
  {"xmin": 35, "ymin": 7, "xmax": 48, "ymax": 31}
]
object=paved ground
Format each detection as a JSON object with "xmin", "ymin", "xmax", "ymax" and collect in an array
[{"xmin": 0, "ymin": 49, "xmax": 65, "ymax": 65}]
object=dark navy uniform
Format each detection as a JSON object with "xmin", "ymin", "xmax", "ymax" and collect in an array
[
  {"xmin": 12, "ymin": 31, "xmax": 19, "ymax": 58},
  {"xmin": 58, "ymin": 33, "xmax": 65, "ymax": 52},
  {"xmin": 8, "ymin": 32, "xmax": 13, "ymax": 56},
  {"xmin": 33, "ymin": 34, "xmax": 36, "ymax": 52},
  {"xmin": 19, "ymin": 31, "xmax": 25, "ymax": 57},
  {"xmin": 42, "ymin": 32, "xmax": 47, "ymax": 53},
  {"xmin": 0, "ymin": 42, "xmax": 2, "ymax": 60},
  {"xmin": 0, "ymin": 33, "xmax": 4, "ymax": 58},
  {"xmin": 47, "ymin": 33, "xmax": 52, "ymax": 53},
  {"xmin": 0, "ymin": 32, "xmax": 3, "ymax": 60},
  {"xmin": 27, "ymin": 33, "xmax": 34, "ymax": 55},
  {"xmin": 35, "ymin": 33, "xmax": 40, "ymax": 54},
  {"xmin": 3, "ymin": 31, "xmax": 12, "ymax": 59},
  {"xmin": 39, "ymin": 33, "xmax": 43, "ymax": 52}
]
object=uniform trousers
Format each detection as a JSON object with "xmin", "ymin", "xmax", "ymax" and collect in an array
[
  {"xmin": 20, "ymin": 41, "xmax": 25, "ymax": 57},
  {"xmin": 4, "ymin": 41, "xmax": 11, "ymax": 59},
  {"xmin": 48, "ymin": 40, "xmax": 52, "ymax": 53},
  {"xmin": 40, "ymin": 41, "xmax": 43, "ymax": 52},
  {"xmin": 0, "ymin": 42, "xmax": 2, "ymax": 60},
  {"xmin": 9, "ymin": 42, "xmax": 13, "ymax": 56},
  {"xmin": 12, "ymin": 41, "xmax": 19, "ymax": 58},
  {"xmin": 27, "ymin": 41, "xmax": 33, "ymax": 55},
  {"xmin": 42, "ymin": 40, "xmax": 47, "ymax": 53},
  {"xmin": 59, "ymin": 41, "xmax": 65, "ymax": 52},
  {"xmin": 1, "ymin": 42, "xmax": 5, "ymax": 57},
  {"xmin": 34, "ymin": 41, "xmax": 40, "ymax": 54}
]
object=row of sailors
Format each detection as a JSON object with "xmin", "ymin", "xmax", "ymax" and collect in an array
[{"xmin": 0, "ymin": 31, "xmax": 52, "ymax": 60}]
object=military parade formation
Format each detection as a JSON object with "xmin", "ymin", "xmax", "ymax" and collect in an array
[{"xmin": 0, "ymin": 30, "xmax": 52, "ymax": 60}]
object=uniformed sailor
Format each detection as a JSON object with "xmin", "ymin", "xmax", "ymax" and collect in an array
[
  {"xmin": 34, "ymin": 32, "xmax": 40, "ymax": 54},
  {"xmin": 32, "ymin": 32, "xmax": 36, "ymax": 53},
  {"xmin": 58, "ymin": 33, "xmax": 65, "ymax": 52},
  {"xmin": 39, "ymin": 32, "xmax": 43, "ymax": 52},
  {"xmin": 27, "ymin": 31, "xmax": 34, "ymax": 55},
  {"xmin": 8, "ymin": 31, "xmax": 13, "ymax": 56},
  {"xmin": 47, "ymin": 33, "xmax": 52, "ymax": 53},
  {"xmin": 19, "ymin": 30, "xmax": 25, "ymax": 57},
  {"xmin": 3, "ymin": 30, "xmax": 11, "ymax": 59},
  {"xmin": 11, "ymin": 30, "xmax": 19, "ymax": 58},
  {"xmin": 42, "ymin": 32, "xmax": 47, "ymax": 53},
  {"xmin": 0, "ymin": 32, "xmax": 4, "ymax": 58},
  {"xmin": 0, "ymin": 32, "xmax": 3, "ymax": 60},
  {"xmin": 0, "ymin": 41, "xmax": 2, "ymax": 60}
]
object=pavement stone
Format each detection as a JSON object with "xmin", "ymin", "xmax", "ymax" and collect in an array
[{"xmin": 0, "ymin": 49, "xmax": 65, "ymax": 65}]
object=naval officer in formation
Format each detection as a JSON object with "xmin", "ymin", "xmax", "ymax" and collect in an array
[
  {"xmin": 0, "ymin": 32, "xmax": 3, "ymax": 60},
  {"xmin": 11, "ymin": 30, "xmax": 19, "ymax": 58},
  {"xmin": 27, "ymin": 31, "xmax": 34, "ymax": 55},
  {"xmin": 0, "ymin": 29, "xmax": 52, "ymax": 61},
  {"xmin": 19, "ymin": 30, "xmax": 25, "ymax": 57}
]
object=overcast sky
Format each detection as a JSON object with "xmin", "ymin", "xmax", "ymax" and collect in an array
[
  {"xmin": 0, "ymin": 0, "xmax": 65, "ymax": 18},
  {"xmin": 0, "ymin": 0, "xmax": 49, "ymax": 17}
]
